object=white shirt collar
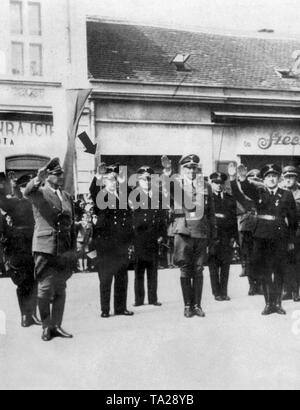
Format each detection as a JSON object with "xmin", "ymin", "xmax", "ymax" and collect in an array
[
  {"xmin": 267, "ymin": 187, "xmax": 279, "ymax": 195},
  {"xmin": 49, "ymin": 186, "xmax": 63, "ymax": 201}
]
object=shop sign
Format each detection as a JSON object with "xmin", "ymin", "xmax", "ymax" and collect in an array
[
  {"xmin": 258, "ymin": 131, "xmax": 300, "ymax": 150},
  {"xmin": 0, "ymin": 121, "xmax": 54, "ymax": 147}
]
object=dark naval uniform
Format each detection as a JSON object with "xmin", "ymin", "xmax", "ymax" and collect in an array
[
  {"xmin": 90, "ymin": 165, "xmax": 134, "ymax": 318},
  {"xmin": 162, "ymin": 155, "xmax": 216, "ymax": 318},
  {"xmin": 230, "ymin": 170, "xmax": 261, "ymax": 296},
  {"xmin": 282, "ymin": 166, "xmax": 300, "ymax": 302},
  {"xmin": 209, "ymin": 172, "xmax": 238, "ymax": 301},
  {"xmin": 132, "ymin": 167, "xmax": 167, "ymax": 307},
  {"xmin": 240, "ymin": 164, "xmax": 297, "ymax": 315},
  {"xmin": 25, "ymin": 158, "xmax": 76, "ymax": 340},
  {"xmin": 0, "ymin": 174, "xmax": 41, "ymax": 327}
]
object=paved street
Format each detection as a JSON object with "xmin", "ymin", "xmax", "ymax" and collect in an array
[{"xmin": 1, "ymin": 266, "xmax": 300, "ymax": 390}]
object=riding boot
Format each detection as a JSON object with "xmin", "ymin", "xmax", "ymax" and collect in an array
[{"xmin": 262, "ymin": 282, "xmax": 273, "ymax": 315}]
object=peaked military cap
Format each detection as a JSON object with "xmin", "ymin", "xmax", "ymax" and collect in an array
[
  {"xmin": 282, "ymin": 165, "xmax": 298, "ymax": 178},
  {"xmin": 46, "ymin": 157, "xmax": 64, "ymax": 175},
  {"xmin": 179, "ymin": 154, "xmax": 200, "ymax": 168},
  {"xmin": 260, "ymin": 164, "xmax": 281, "ymax": 179},
  {"xmin": 247, "ymin": 169, "xmax": 261, "ymax": 180},
  {"xmin": 137, "ymin": 166, "xmax": 155, "ymax": 177},
  {"xmin": 210, "ymin": 172, "xmax": 228, "ymax": 184},
  {"xmin": 105, "ymin": 164, "xmax": 120, "ymax": 175}
]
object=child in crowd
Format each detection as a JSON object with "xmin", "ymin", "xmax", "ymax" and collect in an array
[{"xmin": 76, "ymin": 212, "xmax": 93, "ymax": 273}]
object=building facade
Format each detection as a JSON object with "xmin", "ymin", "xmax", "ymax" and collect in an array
[
  {"xmin": 87, "ymin": 19, "xmax": 300, "ymax": 178},
  {"xmin": 0, "ymin": 0, "xmax": 93, "ymax": 194}
]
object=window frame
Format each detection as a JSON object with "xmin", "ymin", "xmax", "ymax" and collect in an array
[
  {"xmin": 28, "ymin": 1, "xmax": 42, "ymax": 36},
  {"xmin": 10, "ymin": 1, "xmax": 43, "ymax": 78},
  {"xmin": 11, "ymin": 41, "xmax": 25, "ymax": 76},
  {"xmin": 10, "ymin": 0, "xmax": 24, "ymax": 35},
  {"xmin": 29, "ymin": 42, "xmax": 43, "ymax": 77}
]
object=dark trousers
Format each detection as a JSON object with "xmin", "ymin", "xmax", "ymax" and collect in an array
[
  {"xmin": 283, "ymin": 238, "xmax": 300, "ymax": 297},
  {"xmin": 135, "ymin": 258, "xmax": 158, "ymax": 305},
  {"xmin": 209, "ymin": 255, "xmax": 230, "ymax": 297},
  {"xmin": 9, "ymin": 254, "xmax": 38, "ymax": 318},
  {"xmin": 252, "ymin": 238, "xmax": 287, "ymax": 306},
  {"xmin": 34, "ymin": 253, "xmax": 71, "ymax": 329},
  {"xmin": 98, "ymin": 267, "xmax": 128, "ymax": 314},
  {"xmin": 17, "ymin": 281, "xmax": 38, "ymax": 318},
  {"xmin": 175, "ymin": 235, "xmax": 208, "ymax": 307}
]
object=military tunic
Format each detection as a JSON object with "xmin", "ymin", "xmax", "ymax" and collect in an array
[
  {"xmin": 162, "ymin": 172, "xmax": 216, "ymax": 308},
  {"xmin": 132, "ymin": 188, "xmax": 167, "ymax": 305},
  {"xmin": 0, "ymin": 193, "xmax": 36, "ymax": 319},
  {"xmin": 24, "ymin": 177, "xmax": 76, "ymax": 329},
  {"xmin": 90, "ymin": 180, "xmax": 133, "ymax": 315},
  {"xmin": 208, "ymin": 192, "xmax": 238, "ymax": 298},
  {"xmin": 240, "ymin": 179, "xmax": 297, "ymax": 306}
]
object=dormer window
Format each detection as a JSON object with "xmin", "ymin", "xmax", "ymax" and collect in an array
[{"xmin": 171, "ymin": 54, "xmax": 191, "ymax": 72}]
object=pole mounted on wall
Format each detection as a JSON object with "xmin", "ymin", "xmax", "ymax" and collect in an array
[{"xmin": 63, "ymin": 89, "xmax": 92, "ymax": 196}]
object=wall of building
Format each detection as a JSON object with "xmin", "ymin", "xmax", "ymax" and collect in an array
[
  {"xmin": 0, "ymin": 0, "xmax": 92, "ymax": 193},
  {"xmin": 95, "ymin": 99, "xmax": 215, "ymax": 175}
]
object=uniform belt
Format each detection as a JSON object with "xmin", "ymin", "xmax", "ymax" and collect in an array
[
  {"xmin": 215, "ymin": 213, "xmax": 226, "ymax": 219},
  {"xmin": 257, "ymin": 215, "xmax": 276, "ymax": 221}
]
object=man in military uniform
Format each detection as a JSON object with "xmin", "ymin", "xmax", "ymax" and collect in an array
[
  {"xmin": 90, "ymin": 164, "xmax": 134, "ymax": 319},
  {"xmin": 132, "ymin": 166, "xmax": 167, "ymax": 307},
  {"xmin": 281, "ymin": 166, "xmax": 300, "ymax": 302},
  {"xmin": 25, "ymin": 158, "xmax": 76, "ymax": 341},
  {"xmin": 230, "ymin": 168, "xmax": 262, "ymax": 296},
  {"xmin": 208, "ymin": 172, "xmax": 238, "ymax": 301},
  {"xmin": 0, "ymin": 172, "xmax": 41, "ymax": 328},
  {"xmin": 162, "ymin": 155, "xmax": 216, "ymax": 318},
  {"xmin": 229, "ymin": 163, "xmax": 297, "ymax": 315}
]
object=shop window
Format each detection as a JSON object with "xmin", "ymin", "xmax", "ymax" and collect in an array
[
  {"xmin": 10, "ymin": 0, "xmax": 23, "ymax": 35},
  {"xmin": 29, "ymin": 43, "xmax": 42, "ymax": 76},
  {"xmin": 11, "ymin": 42, "xmax": 24, "ymax": 75},
  {"xmin": 28, "ymin": 2, "xmax": 42, "ymax": 36}
]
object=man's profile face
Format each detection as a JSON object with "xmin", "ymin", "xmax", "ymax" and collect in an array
[
  {"xmin": 264, "ymin": 173, "xmax": 279, "ymax": 190},
  {"xmin": 284, "ymin": 175, "xmax": 297, "ymax": 189},
  {"xmin": 48, "ymin": 173, "xmax": 64, "ymax": 187}
]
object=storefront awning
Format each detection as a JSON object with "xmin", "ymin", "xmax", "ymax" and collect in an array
[{"xmin": 212, "ymin": 111, "xmax": 300, "ymax": 122}]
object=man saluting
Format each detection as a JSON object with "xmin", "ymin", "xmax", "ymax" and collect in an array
[
  {"xmin": 25, "ymin": 158, "xmax": 76, "ymax": 341},
  {"xmin": 229, "ymin": 163, "xmax": 297, "ymax": 315},
  {"xmin": 162, "ymin": 155, "xmax": 216, "ymax": 318}
]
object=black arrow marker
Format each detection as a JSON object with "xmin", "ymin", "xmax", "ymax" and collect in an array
[{"xmin": 77, "ymin": 132, "xmax": 97, "ymax": 155}]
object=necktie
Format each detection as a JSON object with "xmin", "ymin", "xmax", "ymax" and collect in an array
[{"xmin": 55, "ymin": 189, "xmax": 62, "ymax": 202}]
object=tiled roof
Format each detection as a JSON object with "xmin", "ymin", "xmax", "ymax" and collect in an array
[{"xmin": 87, "ymin": 20, "xmax": 300, "ymax": 91}]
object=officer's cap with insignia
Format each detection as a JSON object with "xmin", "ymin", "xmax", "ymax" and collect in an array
[
  {"xmin": 103, "ymin": 164, "xmax": 120, "ymax": 181},
  {"xmin": 260, "ymin": 164, "xmax": 281, "ymax": 179},
  {"xmin": 210, "ymin": 172, "xmax": 228, "ymax": 184},
  {"xmin": 247, "ymin": 169, "xmax": 261, "ymax": 180},
  {"xmin": 137, "ymin": 166, "xmax": 155, "ymax": 178},
  {"xmin": 46, "ymin": 157, "xmax": 64, "ymax": 175},
  {"xmin": 282, "ymin": 165, "xmax": 299, "ymax": 178},
  {"xmin": 105, "ymin": 164, "xmax": 120, "ymax": 175},
  {"xmin": 179, "ymin": 154, "xmax": 200, "ymax": 169}
]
